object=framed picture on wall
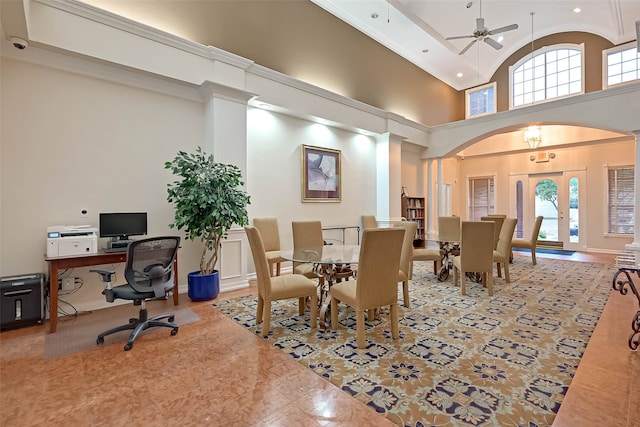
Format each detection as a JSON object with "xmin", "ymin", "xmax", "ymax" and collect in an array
[{"xmin": 301, "ymin": 145, "xmax": 341, "ymax": 202}]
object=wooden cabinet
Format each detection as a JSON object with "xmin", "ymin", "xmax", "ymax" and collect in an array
[{"xmin": 402, "ymin": 195, "xmax": 425, "ymax": 247}]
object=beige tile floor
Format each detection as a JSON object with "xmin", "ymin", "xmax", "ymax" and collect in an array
[{"xmin": 0, "ymin": 251, "xmax": 637, "ymax": 426}]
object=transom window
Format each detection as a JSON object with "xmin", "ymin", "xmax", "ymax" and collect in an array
[
  {"xmin": 465, "ymin": 82, "xmax": 496, "ymax": 118},
  {"xmin": 510, "ymin": 44, "xmax": 584, "ymax": 109},
  {"xmin": 603, "ymin": 42, "xmax": 640, "ymax": 88}
]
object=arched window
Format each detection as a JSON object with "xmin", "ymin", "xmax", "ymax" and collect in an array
[{"xmin": 510, "ymin": 44, "xmax": 584, "ymax": 109}]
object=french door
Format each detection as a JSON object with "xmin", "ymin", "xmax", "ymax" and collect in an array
[{"xmin": 509, "ymin": 170, "xmax": 585, "ymax": 251}]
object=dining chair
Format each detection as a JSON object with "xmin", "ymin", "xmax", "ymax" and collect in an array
[
  {"xmin": 437, "ymin": 216, "xmax": 461, "ymax": 279},
  {"xmin": 481, "ymin": 216, "xmax": 505, "ymax": 250},
  {"xmin": 493, "ymin": 218, "xmax": 517, "ymax": 282},
  {"xmin": 291, "ymin": 220, "xmax": 325, "ymax": 286},
  {"xmin": 330, "ymin": 228, "xmax": 404, "ymax": 349},
  {"xmin": 438, "ymin": 216, "xmax": 461, "ymax": 242},
  {"xmin": 453, "ymin": 221, "xmax": 495, "ymax": 296},
  {"xmin": 511, "ymin": 216, "xmax": 544, "ymax": 265},
  {"xmin": 253, "ymin": 217, "xmax": 286, "ymax": 277},
  {"xmin": 245, "ymin": 226, "xmax": 318, "ymax": 337},
  {"xmin": 412, "ymin": 246, "xmax": 441, "ymax": 276},
  {"xmin": 362, "ymin": 215, "xmax": 378, "ymax": 230},
  {"xmin": 393, "ymin": 221, "xmax": 417, "ymax": 308}
]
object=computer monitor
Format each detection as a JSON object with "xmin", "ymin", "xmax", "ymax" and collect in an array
[{"xmin": 99, "ymin": 212, "xmax": 148, "ymax": 241}]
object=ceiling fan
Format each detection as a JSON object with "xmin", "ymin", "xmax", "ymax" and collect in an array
[{"xmin": 446, "ymin": 0, "xmax": 518, "ymax": 55}]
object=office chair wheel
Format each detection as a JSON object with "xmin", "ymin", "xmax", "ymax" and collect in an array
[
  {"xmin": 171, "ymin": 327, "xmax": 178, "ymax": 336},
  {"xmin": 97, "ymin": 337, "xmax": 104, "ymax": 345},
  {"xmin": 124, "ymin": 342, "xmax": 133, "ymax": 351}
]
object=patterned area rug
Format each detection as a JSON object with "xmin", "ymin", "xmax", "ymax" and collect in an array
[{"xmin": 213, "ymin": 257, "xmax": 614, "ymax": 426}]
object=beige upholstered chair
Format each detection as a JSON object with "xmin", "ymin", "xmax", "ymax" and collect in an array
[
  {"xmin": 362, "ymin": 215, "xmax": 378, "ymax": 230},
  {"xmin": 493, "ymin": 218, "xmax": 517, "ymax": 282},
  {"xmin": 291, "ymin": 220, "xmax": 325, "ymax": 285},
  {"xmin": 453, "ymin": 221, "xmax": 495, "ymax": 296},
  {"xmin": 253, "ymin": 218, "xmax": 286, "ymax": 277},
  {"xmin": 511, "ymin": 216, "xmax": 544, "ymax": 265},
  {"xmin": 245, "ymin": 226, "xmax": 318, "ymax": 337},
  {"xmin": 330, "ymin": 228, "xmax": 404, "ymax": 349},
  {"xmin": 393, "ymin": 221, "xmax": 417, "ymax": 308},
  {"xmin": 481, "ymin": 216, "xmax": 505, "ymax": 250},
  {"xmin": 438, "ymin": 216, "xmax": 461, "ymax": 242},
  {"xmin": 412, "ymin": 246, "xmax": 441, "ymax": 276}
]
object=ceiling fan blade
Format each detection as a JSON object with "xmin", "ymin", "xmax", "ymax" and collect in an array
[
  {"xmin": 476, "ymin": 17, "xmax": 485, "ymax": 32},
  {"xmin": 484, "ymin": 37, "xmax": 503, "ymax": 50},
  {"xmin": 488, "ymin": 23, "xmax": 518, "ymax": 35},
  {"xmin": 446, "ymin": 35, "xmax": 474, "ymax": 40},
  {"xmin": 459, "ymin": 39, "xmax": 478, "ymax": 55}
]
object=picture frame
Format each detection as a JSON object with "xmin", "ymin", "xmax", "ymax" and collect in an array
[{"xmin": 301, "ymin": 145, "xmax": 341, "ymax": 202}]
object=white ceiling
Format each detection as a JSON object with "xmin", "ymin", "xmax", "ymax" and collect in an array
[{"xmin": 311, "ymin": 0, "xmax": 640, "ymax": 90}]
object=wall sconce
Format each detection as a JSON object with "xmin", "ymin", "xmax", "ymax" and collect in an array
[
  {"xmin": 530, "ymin": 152, "xmax": 556, "ymax": 162},
  {"xmin": 524, "ymin": 125, "xmax": 542, "ymax": 148}
]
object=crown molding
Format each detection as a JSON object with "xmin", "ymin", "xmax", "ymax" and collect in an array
[{"xmin": 35, "ymin": 0, "xmax": 254, "ymax": 69}]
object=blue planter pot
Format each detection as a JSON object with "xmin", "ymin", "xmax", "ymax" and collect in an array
[{"xmin": 187, "ymin": 270, "xmax": 220, "ymax": 301}]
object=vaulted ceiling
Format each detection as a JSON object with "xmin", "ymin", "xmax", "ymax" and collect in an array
[{"xmin": 312, "ymin": 0, "xmax": 640, "ymax": 90}]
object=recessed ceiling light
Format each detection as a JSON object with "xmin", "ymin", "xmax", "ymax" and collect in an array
[
  {"xmin": 371, "ymin": 12, "xmax": 379, "ymax": 19},
  {"xmin": 497, "ymin": 36, "xmax": 504, "ymax": 42},
  {"xmin": 573, "ymin": 7, "xmax": 581, "ymax": 13},
  {"xmin": 457, "ymin": 72, "xmax": 464, "ymax": 78}
]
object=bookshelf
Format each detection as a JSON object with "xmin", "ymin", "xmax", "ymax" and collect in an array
[{"xmin": 401, "ymin": 195, "xmax": 426, "ymax": 248}]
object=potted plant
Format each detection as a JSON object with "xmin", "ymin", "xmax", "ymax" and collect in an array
[{"xmin": 165, "ymin": 146, "xmax": 250, "ymax": 301}]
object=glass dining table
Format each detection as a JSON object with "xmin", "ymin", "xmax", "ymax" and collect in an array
[
  {"xmin": 428, "ymin": 237, "xmax": 482, "ymax": 283},
  {"xmin": 281, "ymin": 244, "xmax": 359, "ymax": 329}
]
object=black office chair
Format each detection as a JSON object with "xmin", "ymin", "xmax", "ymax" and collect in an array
[{"xmin": 90, "ymin": 236, "xmax": 180, "ymax": 351}]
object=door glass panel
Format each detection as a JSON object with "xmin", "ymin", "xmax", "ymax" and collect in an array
[
  {"xmin": 515, "ymin": 180, "xmax": 524, "ymax": 238},
  {"xmin": 535, "ymin": 179, "xmax": 558, "ymax": 241},
  {"xmin": 569, "ymin": 177, "xmax": 579, "ymax": 242}
]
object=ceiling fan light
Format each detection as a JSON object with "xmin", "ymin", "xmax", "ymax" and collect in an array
[{"xmin": 524, "ymin": 125, "xmax": 542, "ymax": 148}]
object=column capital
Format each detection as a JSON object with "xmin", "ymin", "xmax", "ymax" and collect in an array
[{"xmin": 199, "ymin": 81, "xmax": 255, "ymax": 104}]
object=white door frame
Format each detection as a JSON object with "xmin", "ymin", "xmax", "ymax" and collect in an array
[{"xmin": 509, "ymin": 170, "xmax": 586, "ymax": 250}]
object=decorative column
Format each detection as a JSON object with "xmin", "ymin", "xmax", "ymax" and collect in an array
[
  {"xmin": 375, "ymin": 132, "xmax": 404, "ymax": 223},
  {"xmin": 625, "ymin": 130, "xmax": 640, "ymax": 266},
  {"xmin": 437, "ymin": 158, "xmax": 444, "ymax": 217},
  {"xmin": 199, "ymin": 81, "xmax": 255, "ymax": 289},
  {"xmin": 426, "ymin": 158, "xmax": 437, "ymax": 239}
]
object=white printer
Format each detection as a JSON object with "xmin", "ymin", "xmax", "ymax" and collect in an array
[{"xmin": 46, "ymin": 225, "xmax": 98, "ymax": 257}]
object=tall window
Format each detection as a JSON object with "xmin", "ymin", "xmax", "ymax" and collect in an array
[
  {"xmin": 607, "ymin": 166, "xmax": 634, "ymax": 234},
  {"xmin": 468, "ymin": 177, "xmax": 494, "ymax": 220},
  {"xmin": 465, "ymin": 82, "xmax": 496, "ymax": 118},
  {"xmin": 510, "ymin": 44, "xmax": 583, "ymax": 109},
  {"xmin": 604, "ymin": 42, "xmax": 640, "ymax": 88}
]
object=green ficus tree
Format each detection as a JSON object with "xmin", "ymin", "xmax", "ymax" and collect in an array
[{"xmin": 165, "ymin": 147, "xmax": 250, "ymax": 275}]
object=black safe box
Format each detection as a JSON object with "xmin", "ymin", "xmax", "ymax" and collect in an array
[{"xmin": 0, "ymin": 273, "xmax": 45, "ymax": 330}]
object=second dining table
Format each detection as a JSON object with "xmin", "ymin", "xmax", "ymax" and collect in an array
[{"xmin": 281, "ymin": 244, "xmax": 359, "ymax": 329}]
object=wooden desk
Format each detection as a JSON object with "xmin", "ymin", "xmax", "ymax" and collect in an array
[{"xmin": 45, "ymin": 250, "xmax": 179, "ymax": 333}]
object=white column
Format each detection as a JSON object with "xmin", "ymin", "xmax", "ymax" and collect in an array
[
  {"xmin": 375, "ymin": 133, "xmax": 404, "ymax": 223},
  {"xmin": 199, "ymin": 82, "xmax": 255, "ymax": 288},
  {"xmin": 437, "ymin": 158, "xmax": 444, "ymax": 217},
  {"xmin": 426, "ymin": 159, "xmax": 436, "ymax": 238},
  {"xmin": 625, "ymin": 130, "xmax": 640, "ymax": 265},
  {"xmin": 200, "ymin": 82, "xmax": 254, "ymax": 174}
]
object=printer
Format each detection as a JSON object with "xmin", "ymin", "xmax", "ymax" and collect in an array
[{"xmin": 46, "ymin": 225, "xmax": 98, "ymax": 257}]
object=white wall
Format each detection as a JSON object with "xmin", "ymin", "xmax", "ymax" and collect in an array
[
  {"xmin": 456, "ymin": 141, "xmax": 634, "ymax": 251},
  {"xmin": 0, "ymin": 57, "xmax": 381, "ymax": 312},
  {"xmin": 246, "ymin": 107, "xmax": 378, "ymax": 252},
  {"xmin": 0, "ymin": 57, "xmax": 206, "ymax": 310}
]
